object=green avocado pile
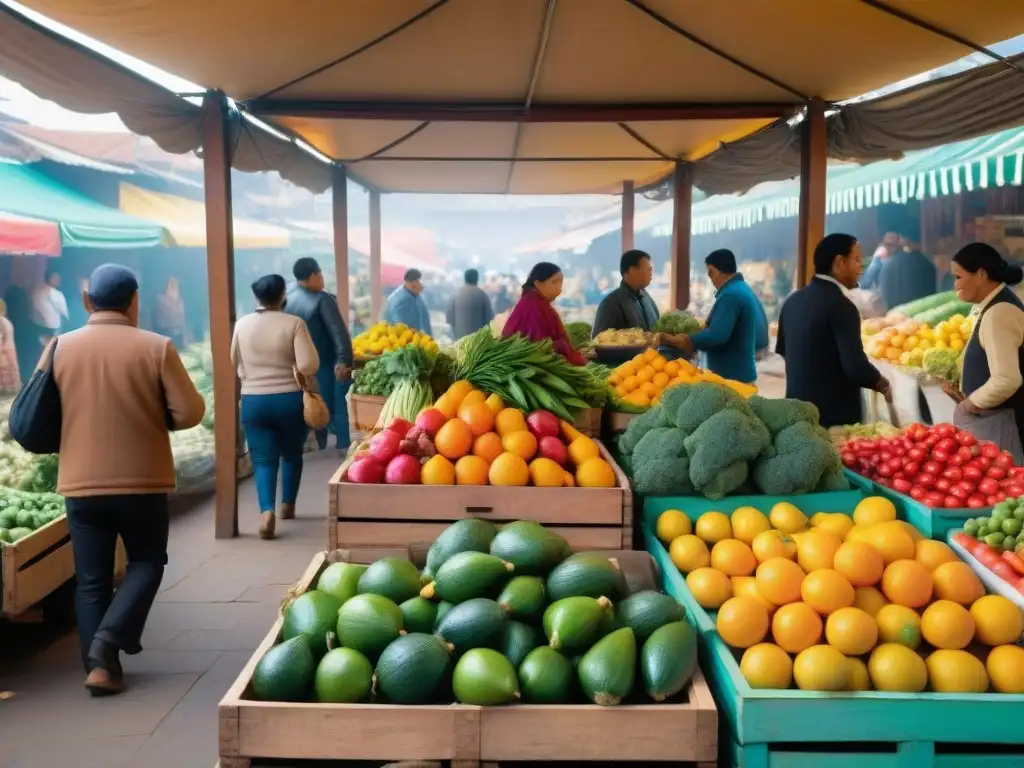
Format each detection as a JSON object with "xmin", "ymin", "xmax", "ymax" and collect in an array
[
  {"xmin": 252, "ymin": 518, "xmax": 698, "ymax": 707},
  {"xmin": 0, "ymin": 488, "xmax": 66, "ymax": 544}
]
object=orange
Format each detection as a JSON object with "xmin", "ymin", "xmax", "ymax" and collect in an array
[
  {"xmin": 921, "ymin": 600, "xmax": 975, "ymax": 650},
  {"xmin": 434, "ymin": 418, "xmax": 474, "ymax": 460},
  {"xmin": 454, "ymin": 455, "xmax": 490, "ymax": 486},
  {"xmin": 853, "ymin": 586, "xmax": 890, "ymax": 617},
  {"xmin": 656, "ymin": 509, "xmax": 692, "ymax": 542},
  {"xmin": 833, "ymin": 541, "xmax": 884, "ymax": 587},
  {"xmin": 875, "ymin": 604, "xmax": 921, "ymax": 649},
  {"xmin": 650, "ymin": 355, "xmax": 667, "ymax": 371},
  {"xmin": 846, "ymin": 657, "xmax": 871, "ymax": 691},
  {"xmin": 670, "ymin": 535, "xmax": 710, "ymax": 573},
  {"xmin": 801, "ymin": 569, "xmax": 855, "ymax": 615},
  {"xmin": 488, "ymin": 452, "xmax": 530, "ymax": 487},
  {"xmin": 528, "ymin": 457, "xmax": 565, "ymax": 487},
  {"xmin": 620, "ymin": 375, "xmax": 639, "ymax": 393},
  {"xmin": 731, "ymin": 576, "xmax": 777, "ymax": 616},
  {"xmin": 695, "ymin": 511, "xmax": 732, "ymax": 544},
  {"xmin": 459, "ymin": 389, "xmax": 487, "ymax": 408},
  {"xmin": 457, "ymin": 401, "xmax": 495, "ymax": 437},
  {"xmin": 494, "ymin": 408, "xmax": 528, "ymax": 436},
  {"xmin": 880, "ymin": 560, "xmax": 933, "ymax": 608},
  {"xmin": 731, "ymin": 506, "xmax": 772, "ymax": 545},
  {"xmin": 986, "ymin": 644, "xmax": 1024, "ymax": 693},
  {"xmin": 740, "ymin": 643, "xmax": 793, "ymax": 689},
  {"xmin": 711, "ymin": 540, "xmax": 758, "ymax": 577},
  {"xmin": 433, "ymin": 393, "xmax": 457, "ymax": 420},
  {"xmin": 652, "ymin": 371, "xmax": 670, "ymax": 388},
  {"xmin": 869, "ymin": 643, "xmax": 927, "ymax": 692},
  {"xmin": 970, "ymin": 595, "xmax": 1024, "ymax": 646},
  {"xmin": 484, "ymin": 393, "xmax": 504, "ymax": 415},
  {"xmin": 752, "ymin": 530, "xmax": 797, "ymax": 562},
  {"xmin": 793, "ymin": 645, "xmax": 850, "ymax": 691},
  {"xmin": 914, "ymin": 539, "xmax": 958, "ymax": 572},
  {"xmin": 567, "ymin": 436, "xmax": 600, "ymax": 465},
  {"xmin": 664, "ymin": 360, "xmax": 681, "ymax": 377},
  {"xmin": 772, "ymin": 602, "xmax": 823, "ymax": 653},
  {"xmin": 825, "ymin": 607, "xmax": 878, "ymax": 656},
  {"xmin": 421, "ymin": 454, "xmax": 455, "ymax": 485},
  {"xmin": 814, "ymin": 513, "xmax": 855, "ymax": 540},
  {"xmin": 576, "ymin": 457, "xmax": 616, "ymax": 488},
  {"xmin": 866, "ymin": 524, "xmax": 916, "ymax": 565},
  {"xmin": 931, "ymin": 561, "xmax": 985, "ymax": 606},
  {"xmin": 853, "ymin": 496, "xmax": 897, "ymax": 526},
  {"xmin": 769, "ymin": 502, "xmax": 807, "ymax": 534},
  {"xmin": 686, "ymin": 567, "xmax": 733, "ymax": 609},
  {"xmin": 636, "ymin": 366, "xmax": 654, "ymax": 384},
  {"xmin": 472, "ymin": 432, "xmax": 504, "ymax": 464},
  {"xmin": 445, "ymin": 380, "xmax": 475, "ymax": 409},
  {"xmin": 755, "ymin": 557, "xmax": 805, "ymax": 606},
  {"xmin": 796, "ymin": 529, "xmax": 843, "ymax": 572},
  {"xmin": 502, "ymin": 430, "xmax": 538, "ymax": 461},
  {"xmin": 926, "ymin": 649, "xmax": 989, "ymax": 693},
  {"xmin": 563, "ymin": 471, "xmax": 575, "ymax": 487},
  {"xmin": 716, "ymin": 596, "xmax": 770, "ymax": 649},
  {"xmin": 640, "ymin": 382, "xmax": 659, "ymax": 398}
]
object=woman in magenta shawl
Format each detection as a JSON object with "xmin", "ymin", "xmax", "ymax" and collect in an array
[{"xmin": 502, "ymin": 262, "xmax": 587, "ymax": 366}]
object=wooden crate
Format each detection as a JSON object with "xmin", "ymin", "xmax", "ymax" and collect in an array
[
  {"xmin": 329, "ymin": 441, "xmax": 633, "ymax": 556},
  {"xmin": 604, "ymin": 410, "xmax": 638, "ymax": 436},
  {"xmin": 1, "ymin": 515, "xmax": 126, "ymax": 618},
  {"xmin": 218, "ymin": 549, "xmax": 717, "ymax": 768},
  {"xmin": 348, "ymin": 393, "xmax": 386, "ymax": 433},
  {"xmin": 573, "ymin": 407, "xmax": 602, "ymax": 438}
]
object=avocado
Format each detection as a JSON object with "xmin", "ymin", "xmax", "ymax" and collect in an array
[
  {"xmin": 641, "ymin": 621, "xmax": 697, "ymax": 701},
  {"xmin": 616, "ymin": 590, "xmax": 685, "ymax": 642},
  {"xmin": 542, "ymin": 595, "xmax": 612, "ymax": 652},
  {"xmin": 336, "ymin": 593, "xmax": 404, "ymax": 661},
  {"xmin": 357, "ymin": 557, "xmax": 422, "ymax": 604},
  {"xmin": 375, "ymin": 632, "xmax": 453, "ymax": 704},
  {"xmin": 546, "ymin": 553, "xmax": 626, "ymax": 602},
  {"xmin": 434, "ymin": 597, "xmax": 507, "ymax": 652},
  {"xmin": 433, "ymin": 600, "xmax": 454, "ymax": 630},
  {"xmin": 453, "ymin": 648, "xmax": 520, "ymax": 705},
  {"xmin": 399, "ymin": 597, "xmax": 439, "ymax": 634},
  {"xmin": 423, "ymin": 518, "xmax": 498, "ymax": 582},
  {"xmin": 489, "ymin": 520, "xmax": 571, "ymax": 575},
  {"xmin": 313, "ymin": 647, "xmax": 373, "ymax": 703},
  {"xmin": 8, "ymin": 527, "xmax": 32, "ymax": 542},
  {"xmin": 497, "ymin": 575, "xmax": 546, "ymax": 621},
  {"xmin": 0, "ymin": 528, "xmax": 10, "ymax": 544},
  {"xmin": 252, "ymin": 635, "xmax": 316, "ymax": 702},
  {"xmin": 281, "ymin": 591, "xmax": 343, "ymax": 658},
  {"xmin": 421, "ymin": 551, "xmax": 514, "ymax": 603},
  {"xmin": 316, "ymin": 562, "xmax": 367, "ymax": 605},
  {"xmin": 578, "ymin": 627, "xmax": 636, "ymax": 706},
  {"xmin": 500, "ymin": 620, "xmax": 543, "ymax": 669},
  {"xmin": 518, "ymin": 646, "xmax": 573, "ymax": 703}
]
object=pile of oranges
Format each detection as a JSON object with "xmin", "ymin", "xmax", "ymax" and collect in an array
[
  {"xmin": 419, "ymin": 380, "xmax": 617, "ymax": 488},
  {"xmin": 608, "ymin": 349, "xmax": 757, "ymax": 409},
  {"xmin": 656, "ymin": 498, "xmax": 1024, "ymax": 694}
]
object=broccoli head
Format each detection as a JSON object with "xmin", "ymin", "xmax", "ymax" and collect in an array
[
  {"xmin": 683, "ymin": 407, "xmax": 770, "ymax": 498},
  {"xmin": 816, "ymin": 466, "xmax": 852, "ymax": 492},
  {"xmin": 630, "ymin": 427, "xmax": 693, "ymax": 496},
  {"xmin": 702, "ymin": 460, "xmax": 750, "ymax": 500},
  {"xmin": 618, "ymin": 405, "xmax": 672, "ymax": 455},
  {"xmin": 752, "ymin": 421, "xmax": 838, "ymax": 495},
  {"xmin": 748, "ymin": 396, "xmax": 821, "ymax": 436}
]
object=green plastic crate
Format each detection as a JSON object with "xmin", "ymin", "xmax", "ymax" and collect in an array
[{"xmin": 642, "ymin": 492, "xmax": 1024, "ymax": 768}]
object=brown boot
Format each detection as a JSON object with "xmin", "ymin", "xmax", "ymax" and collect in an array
[
  {"xmin": 279, "ymin": 502, "xmax": 295, "ymax": 520},
  {"xmin": 258, "ymin": 511, "xmax": 276, "ymax": 540},
  {"xmin": 85, "ymin": 666, "xmax": 125, "ymax": 696}
]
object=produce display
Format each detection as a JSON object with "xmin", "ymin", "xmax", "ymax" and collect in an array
[
  {"xmin": 607, "ymin": 348, "xmax": 756, "ymax": 411},
  {"xmin": 592, "ymin": 328, "xmax": 649, "ymax": 347},
  {"xmin": 0, "ymin": 488, "xmax": 66, "ymax": 543},
  {"xmin": 865, "ymin": 315, "xmax": 973, "ymax": 368},
  {"xmin": 346, "ymin": 380, "xmax": 616, "ymax": 488},
  {"xmin": 889, "ymin": 291, "xmax": 972, "ymax": 326},
  {"xmin": 371, "ymin": 346, "xmax": 437, "ymax": 428},
  {"xmin": 827, "ymin": 422, "xmax": 903, "ymax": 447},
  {"xmin": 351, "ymin": 357, "xmax": 396, "ymax": 397},
  {"xmin": 655, "ymin": 499, "xmax": 1024, "ymax": 693},
  {"xmin": 453, "ymin": 328, "xmax": 608, "ymax": 420},
  {"xmin": 958, "ymin": 500, "xmax": 1024, "ymax": 557},
  {"xmin": 179, "ymin": 342, "xmax": 215, "ymax": 430},
  {"xmin": 616, "ymin": 385, "xmax": 848, "ymax": 499},
  {"xmin": 652, "ymin": 310, "xmax": 702, "ymax": 336},
  {"xmin": 353, "ymin": 322, "xmax": 439, "ymax": 358},
  {"xmin": 841, "ymin": 422, "xmax": 1024, "ymax": 510},
  {"xmin": 251, "ymin": 519, "xmax": 698, "ymax": 706},
  {"xmin": 922, "ymin": 347, "xmax": 961, "ymax": 387},
  {"xmin": 564, "ymin": 321, "xmax": 592, "ymax": 351}
]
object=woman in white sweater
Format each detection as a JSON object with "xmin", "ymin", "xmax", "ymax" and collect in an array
[{"xmin": 231, "ymin": 274, "xmax": 319, "ymax": 539}]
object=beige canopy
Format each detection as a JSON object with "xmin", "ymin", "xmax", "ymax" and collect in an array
[{"xmin": 9, "ymin": 0, "xmax": 1024, "ymax": 194}]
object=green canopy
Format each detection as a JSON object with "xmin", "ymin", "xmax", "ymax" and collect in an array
[{"xmin": 0, "ymin": 162, "xmax": 165, "ymax": 249}]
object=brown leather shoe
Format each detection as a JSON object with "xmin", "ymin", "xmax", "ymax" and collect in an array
[
  {"xmin": 258, "ymin": 511, "xmax": 276, "ymax": 539},
  {"xmin": 279, "ymin": 503, "xmax": 295, "ymax": 520},
  {"xmin": 85, "ymin": 667, "xmax": 125, "ymax": 696}
]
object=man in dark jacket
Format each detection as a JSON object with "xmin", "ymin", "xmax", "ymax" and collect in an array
[
  {"xmin": 776, "ymin": 234, "xmax": 891, "ymax": 428},
  {"xmin": 446, "ymin": 268, "xmax": 494, "ymax": 339},
  {"xmin": 285, "ymin": 257, "xmax": 353, "ymax": 454},
  {"xmin": 592, "ymin": 249, "xmax": 660, "ymax": 336},
  {"xmin": 879, "ymin": 235, "xmax": 937, "ymax": 311}
]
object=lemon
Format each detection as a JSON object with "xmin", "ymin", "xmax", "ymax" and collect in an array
[
  {"xmin": 731, "ymin": 576, "xmax": 776, "ymax": 616},
  {"xmin": 853, "ymin": 496, "xmax": 897, "ymax": 527},
  {"xmin": 751, "ymin": 530, "xmax": 797, "ymax": 562},
  {"xmin": 926, "ymin": 649, "xmax": 989, "ymax": 693},
  {"xmin": 769, "ymin": 502, "xmax": 807, "ymax": 534},
  {"xmin": 852, "ymin": 586, "xmax": 890, "ymax": 618},
  {"xmin": 793, "ymin": 645, "xmax": 849, "ymax": 691},
  {"xmin": 921, "ymin": 600, "xmax": 974, "ymax": 650},
  {"xmin": 869, "ymin": 643, "xmax": 928, "ymax": 692},
  {"xmin": 815, "ymin": 513, "xmax": 855, "ymax": 540},
  {"xmin": 846, "ymin": 657, "xmax": 871, "ymax": 691},
  {"xmin": 695, "ymin": 511, "xmax": 732, "ymax": 544},
  {"xmin": 669, "ymin": 534, "xmax": 710, "ymax": 573},
  {"xmin": 825, "ymin": 607, "xmax": 878, "ymax": 656},
  {"xmin": 687, "ymin": 567, "xmax": 733, "ymax": 609},
  {"xmin": 731, "ymin": 506, "xmax": 771, "ymax": 545},
  {"xmin": 740, "ymin": 643, "xmax": 793, "ymax": 689},
  {"xmin": 656, "ymin": 509, "xmax": 691, "ymax": 543},
  {"xmin": 970, "ymin": 595, "xmax": 1024, "ymax": 646},
  {"xmin": 875, "ymin": 604, "xmax": 921, "ymax": 649},
  {"xmin": 986, "ymin": 645, "xmax": 1024, "ymax": 693}
]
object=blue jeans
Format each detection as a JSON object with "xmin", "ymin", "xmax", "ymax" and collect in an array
[
  {"xmin": 241, "ymin": 391, "xmax": 308, "ymax": 512},
  {"xmin": 315, "ymin": 369, "xmax": 351, "ymax": 450}
]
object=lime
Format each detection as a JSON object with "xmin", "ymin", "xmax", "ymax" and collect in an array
[
  {"xmin": 1014, "ymin": 507, "xmax": 1024, "ymax": 521},
  {"xmin": 977, "ymin": 525, "xmax": 992, "ymax": 538},
  {"xmin": 963, "ymin": 520, "xmax": 979, "ymax": 536},
  {"xmin": 313, "ymin": 647, "xmax": 373, "ymax": 703},
  {"xmin": 992, "ymin": 509, "xmax": 1010, "ymax": 524},
  {"xmin": 1002, "ymin": 518, "xmax": 1022, "ymax": 536},
  {"xmin": 985, "ymin": 532, "xmax": 1006, "ymax": 548},
  {"xmin": 1004, "ymin": 536, "xmax": 1019, "ymax": 552}
]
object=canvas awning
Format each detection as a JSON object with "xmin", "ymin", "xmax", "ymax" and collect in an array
[
  {"xmin": 118, "ymin": 183, "xmax": 290, "ymax": 250},
  {"xmin": 0, "ymin": 212, "xmax": 61, "ymax": 256},
  {"xmin": 0, "ymin": 163, "xmax": 165, "ymax": 248},
  {"xmin": 7, "ymin": 0, "xmax": 1024, "ymax": 194}
]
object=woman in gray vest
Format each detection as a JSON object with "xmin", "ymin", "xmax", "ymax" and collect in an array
[{"xmin": 950, "ymin": 243, "xmax": 1024, "ymax": 461}]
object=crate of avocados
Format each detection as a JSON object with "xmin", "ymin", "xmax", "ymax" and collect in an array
[
  {"xmin": 218, "ymin": 538, "xmax": 717, "ymax": 768},
  {"xmin": 329, "ymin": 440, "xmax": 633, "ymax": 557},
  {"xmin": 348, "ymin": 392, "xmax": 387, "ymax": 433}
]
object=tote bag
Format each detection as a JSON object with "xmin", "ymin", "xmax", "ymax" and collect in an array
[
  {"xmin": 9, "ymin": 338, "xmax": 62, "ymax": 454},
  {"xmin": 295, "ymin": 369, "xmax": 331, "ymax": 430}
]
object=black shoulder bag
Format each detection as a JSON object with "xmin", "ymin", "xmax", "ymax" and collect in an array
[{"xmin": 9, "ymin": 338, "xmax": 63, "ymax": 454}]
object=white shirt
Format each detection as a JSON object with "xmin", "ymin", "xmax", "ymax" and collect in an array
[
  {"xmin": 814, "ymin": 274, "xmax": 850, "ymax": 295},
  {"xmin": 968, "ymin": 283, "xmax": 1024, "ymax": 410},
  {"xmin": 30, "ymin": 285, "xmax": 69, "ymax": 331}
]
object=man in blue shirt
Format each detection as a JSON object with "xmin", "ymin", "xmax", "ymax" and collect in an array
[
  {"xmin": 673, "ymin": 249, "xmax": 768, "ymax": 384},
  {"xmin": 385, "ymin": 269, "xmax": 433, "ymax": 335}
]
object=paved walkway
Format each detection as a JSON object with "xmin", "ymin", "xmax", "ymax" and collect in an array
[{"xmin": 0, "ymin": 451, "xmax": 343, "ymax": 768}]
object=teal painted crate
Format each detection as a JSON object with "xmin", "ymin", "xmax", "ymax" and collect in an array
[{"xmin": 642, "ymin": 493, "xmax": 1024, "ymax": 768}]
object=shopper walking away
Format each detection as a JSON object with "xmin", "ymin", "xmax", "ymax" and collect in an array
[
  {"xmin": 31, "ymin": 268, "xmax": 68, "ymax": 348},
  {"xmin": 234, "ymin": 274, "xmax": 320, "ymax": 539},
  {"xmin": 153, "ymin": 276, "xmax": 187, "ymax": 349},
  {"xmin": 776, "ymin": 234, "xmax": 890, "ymax": 428},
  {"xmin": 285, "ymin": 258, "xmax": 353, "ymax": 451},
  {"xmin": 52, "ymin": 264, "xmax": 205, "ymax": 695},
  {"xmin": 446, "ymin": 268, "xmax": 495, "ymax": 340},
  {"xmin": 0, "ymin": 299, "xmax": 20, "ymax": 393},
  {"xmin": 385, "ymin": 268, "xmax": 433, "ymax": 335}
]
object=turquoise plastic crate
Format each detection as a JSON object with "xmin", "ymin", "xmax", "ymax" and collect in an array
[{"xmin": 642, "ymin": 492, "xmax": 1024, "ymax": 767}]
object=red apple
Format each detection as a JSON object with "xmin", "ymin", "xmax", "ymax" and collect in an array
[
  {"xmin": 415, "ymin": 408, "xmax": 447, "ymax": 438},
  {"xmin": 526, "ymin": 410, "xmax": 560, "ymax": 439},
  {"xmin": 538, "ymin": 435, "xmax": 568, "ymax": 465},
  {"xmin": 388, "ymin": 418, "xmax": 414, "ymax": 438},
  {"xmin": 369, "ymin": 430, "xmax": 401, "ymax": 465},
  {"xmin": 347, "ymin": 457, "xmax": 385, "ymax": 484},
  {"xmin": 385, "ymin": 454, "xmax": 422, "ymax": 484}
]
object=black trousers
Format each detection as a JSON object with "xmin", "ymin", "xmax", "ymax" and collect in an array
[{"xmin": 65, "ymin": 494, "xmax": 169, "ymax": 670}]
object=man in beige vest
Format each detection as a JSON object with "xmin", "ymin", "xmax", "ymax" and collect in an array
[{"xmin": 53, "ymin": 264, "xmax": 205, "ymax": 695}]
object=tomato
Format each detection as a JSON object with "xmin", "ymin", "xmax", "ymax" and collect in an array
[
  {"xmin": 923, "ymin": 460, "xmax": 942, "ymax": 475},
  {"xmin": 956, "ymin": 431, "xmax": 978, "ymax": 447},
  {"xmin": 936, "ymin": 424, "xmax": 957, "ymax": 437},
  {"xmin": 951, "ymin": 532, "xmax": 974, "ymax": 549},
  {"xmin": 986, "ymin": 466, "xmax": 1007, "ymax": 480},
  {"xmin": 995, "ymin": 452, "xmax": 1016, "ymax": 470},
  {"xmin": 909, "ymin": 485, "xmax": 928, "ymax": 501},
  {"xmin": 879, "ymin": 451, "xmax": 893, "ymax": 462},
  {"xmin": 877, "ymin": 478, "xmax": 893, "ymax": 489},
  {"xmin": 1010, "ymin": 467, "xmax": 1024, "ymax": 478},
  {"xmin": 935, "ymin": 477, "xmax": 953, "ymax": 492},
  {"xmin": 907, "ymin": 448, "xmax": 927, "ymax": 462},
  {"xmin": 1006, "ymin": 484, "xmax": 1024, "ymax": 498},
  {"xmin": 935, "ymin": 437, "xmax": 956, "ymax": 453},
  {"xmin": 1001, "ymin": 551, "xmax": 1024, "ymax": 576},
  {"xmin": 932, "ymin": 448, "xmax": 950, "ymax": 463},
  {"xmin": 944, "ymin": 495, "xmax": 964, "ymax": 508},
  {"xmin": 955, "ymin": 446, "xmax": 975, "ymax": 463},
  {"xmin": 962, "ymin": 466, "xmax": 983, "ymax": 482},
  {"xmin": 967, "ymin": 495, "xmax": 989, "ymax": 509},
  {"xmin": 950, "ymin": 484, "xmax": 971, "ymax": 500},
  {"xmin": 979, "ymin": 477, "xmax": 1000, "ymax": 495},
  {"xmin": 892, "ymin": 478, "xmax": 913, "ymax": 494},
  {"xmin": 991, "ymin": 561, "xmax": 1017, "ymax": 583},
  {"xmin": 942, "ymin": 467, "xmax": 963, "ymax": 481},
  {"xmin": 978, "ymin": 548, "xmax": 1003, "ymax": 569},
  {"xmin": 917, "ymin": 472, "xmax": 936, "ymax": 488},
  {"xmin": 923, "ymin": 492, "xmax": 945, "ymax": 508},
  {"xmin": 903, "ymin": 462, "xmax": 920, "ymax": 478},
  {"xmin": 841, "ymin": 453, "xmax": 856, "ymax": 467},
  {"xmin": 981, "ymin": 443, "xmax": 1001, "ymax": 459},
  {"xmin": 908, "ymin": 423, "xmax": 927, "ymax": 440},
  {"xmin": 877, "ymin": 464, "xmax": 895, "ymax": 478},
  {"xmin": 996, "ymin": 492, "xmax": 1009, "ymax": 502}
]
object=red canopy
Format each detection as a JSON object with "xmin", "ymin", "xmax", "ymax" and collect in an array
[{"xmin": 0, "ymin": 212, "xmax": 61, "ymax": 256}]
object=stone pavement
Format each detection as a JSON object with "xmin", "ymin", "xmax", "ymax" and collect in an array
[{"xmin": 0, "ymin": 450, "xmax": 343, "ymax": 768}]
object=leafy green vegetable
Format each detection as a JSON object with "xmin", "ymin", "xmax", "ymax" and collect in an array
[
  {"xmin": 653, "ymin": 311, "xmax": 701, "ymax": 335},
  {"xmin": 922, "ymin": 347, "xmax": 961, "ymax": 386},
  {"xmin": 564, "ymin": 322, "xmax": 592, "ymax": 350}
]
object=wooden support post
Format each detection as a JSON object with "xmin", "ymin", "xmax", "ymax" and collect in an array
[
  {"xmin": 332, "ymin": 165, "xmax": 350, "ymax": 324},
  {"xmin": 201, "ymin": 91, "xmax": 239, "ymax": 539},
  {"xmin": 621, "ymin": 180, "xmax": 635, "ymax": 253},
  {"xmin": 670, "ymin": 162, "xmax": 693, "ymax": 310},
  {"xmin": 797, "ymin": 98, "xmax": 827, "ymax": 286},
  {"xmin": 369, "ymin": 190, "xmax": 382, "ymax": 323}
]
